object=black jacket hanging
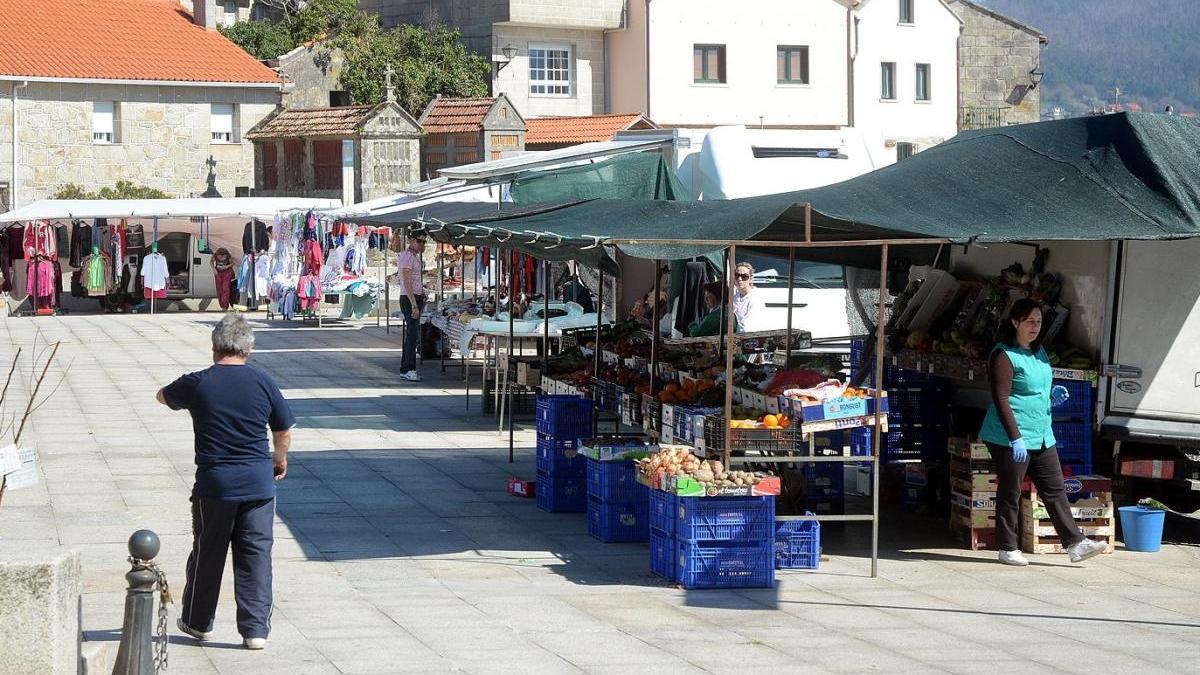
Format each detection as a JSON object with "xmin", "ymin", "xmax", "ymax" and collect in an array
[{"xmin": 242, "ymin": 219, "xmax": 269, "ymax": 254}]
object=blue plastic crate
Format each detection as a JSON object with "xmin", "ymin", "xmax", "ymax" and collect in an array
[
  {"xmin": 650, "ymin": 530, "xmax": 677, "ymax": 581},
  {"xmin": 536, "ymin": 395, "xmax": 594, "ymax": 439},
  {"xmin": 1051, "ymin": 379, "xmax": 1094, "ymax": 420},
  {"xmin": 676, "ymin": 495, "xmax": 775, "ymax": 543},
  {"xmin": 588, "ymin": 496, "xmax": 650, "ymax": 543},
  {"xmin": 536, "ymin": 435, "xmax": 586, "ymax": 476},
  {"xmin": 649, "ymin": 488, "xmax": 677, "ymax": 536},
  {"xmin": 1060, "ymin": 457, "xmax": 1093, "ymax": 477},
  {"xmin": 776, "ymin": 517, "xmax": 820, "ymax": 569},
  {"xmin": 535, "ymin": 471, "xmax": 587, "ymax": 513},
  {"xmin": 677, "ymin": 540, "xmax": 775, "ymax": 589},
  {"xmin": 586, "ymin": 458, "xmax": 643, "ymax": 503},
  {"xmin": 1053, "ymin": 420, "xmax": 1093, "ymax": 463}
]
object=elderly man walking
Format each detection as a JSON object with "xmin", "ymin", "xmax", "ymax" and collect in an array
[
  {"xmin": 157, "ymin": 314, "xmax": 294, "ymax": 650},
  {"xmin": 397, "ymin": 232, "xmax": 427, "ymax": 381}
]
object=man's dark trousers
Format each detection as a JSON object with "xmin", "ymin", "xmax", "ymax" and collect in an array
[
  {"xmin": 180, "ymin": 497, "xmax": 274, "ymax": 638},
  {"xmin": 399, "ymin": 295, "xmax": 425, "ymax": 373}
]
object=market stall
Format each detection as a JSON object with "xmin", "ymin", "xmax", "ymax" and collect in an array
[
  {"xmin": 413, "ymin": 112, "xmax": 1200, "ymax": 581},
  {"xmin": 0, "ymin": 197, "xmax": 341, "ymax": 316}
]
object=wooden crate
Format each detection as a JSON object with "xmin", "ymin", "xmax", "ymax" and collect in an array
[
  {"xmin": 951, "ymin": 523, "xmax": 996, "ymax": 551},
  {"xmin": 951, "ymin": 503, "xmax": 997, "ymax": 529},
  {"xmin": 948, "ymin": 438, "xmax": 991, "ymax": 461},
  {"xmin": 951, "ymin": 474, "xmax": 998, "ymax": 494},
  {"xmin": 1020, "ymin": 484, "xmax": 1115, "ymax": 555}
]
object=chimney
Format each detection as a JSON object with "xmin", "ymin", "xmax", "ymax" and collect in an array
[{"xmin": 193, "ymin": 0, "xmax": 218, "ymax": 30}]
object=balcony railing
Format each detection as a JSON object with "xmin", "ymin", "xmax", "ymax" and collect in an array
[{"xmin": 959, "ymin": 106, "xmax": 1009, "ymax": 131}]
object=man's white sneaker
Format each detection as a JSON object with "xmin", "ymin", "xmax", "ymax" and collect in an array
[
  {"xmin": 243, "ymin": 637, "xmax": 267, "ymax": 650},
  {"xmin": 998, "ymin": 549, "xmax": 1029, "ymax": 566},
  {"xmin": 400, "ymin": 371, "xmax": 422, "ymax": 382},
  {"xmin": 177, "ymin": 618, "xmax": 212, "ymax": 641},
  {"xmin": 1067, "ymin": 537, "xmax": 1107, "ymax": 563}
]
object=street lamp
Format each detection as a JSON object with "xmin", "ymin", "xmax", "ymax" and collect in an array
[
  {"xmin": 495, "ymin": 44, "xmax": 518, "ymax": 72},
  {"xmin": 1028, "ymin": 67, "xmax": 1044, "ymax": 90}
]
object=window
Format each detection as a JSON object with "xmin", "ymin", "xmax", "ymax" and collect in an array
[
  {"xmin": 896, "ymin": 142, "xmax": 916, "ymax": 161},
  {"xmin": 899, "ymin": 0, "xmax": 914, "ymax": 24},
  {"xmin": 915, "ymin": 63, "xmax": 931, "ymax": 101},
  {"xmin": 93, "ymin": 101, "xmax": 116, "ymax": 144},
  {"xmin": 221, "ymin": 1, "xmax": 237, "ymax": 27},
  {"xmin": 329, "ymin": 90, "xmax": 352, "ymax": 107},
  {"xmin": 777, "ymin": 46, "xmax": 810, "ymax": 84},
  {"xmin": 880, "ymin": 62, "xmax": 896, "ymax": 100},
  {"xmin": 529, "ymin": 45, "xmax": 572, "ymax": 96},
  {"xmin": 211, "ymin": 103, "xmax": 235, "ymax": 143},
  {"xmin": 491, "ymin": 134, "xmax": 519, "ymax": 149},
  {"xmin": 693, "ymin": 44, "xmax": 726, "ymax": 83}
]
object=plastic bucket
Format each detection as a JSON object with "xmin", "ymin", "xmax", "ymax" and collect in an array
[{"xmin": 1118, "ymin": 506, "xmax": 1166, "ymax": 552}]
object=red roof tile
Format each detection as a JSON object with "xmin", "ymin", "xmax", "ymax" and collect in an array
[
  {"xmin": 525, "ymin": 113, "xmax": 658, "ymax": 146},
  {"xmin": 246, "ymin": 106, "xmax": 374, "ymax": 139},
  {"xmin": 0, "ymin": 0, "xmax": 280, "ymax": 84},
  {"xmin": 420, "ymin": 97, "xmax": 497, "ymax": 133}
]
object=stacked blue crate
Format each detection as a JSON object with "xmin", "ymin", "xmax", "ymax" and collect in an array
[
  {"xmin": 1051, "ymin": 379, "xmax": 1094, "ymax": 475},
  {"xmin": 586, "ymin": 458, "xmax": 650, "ymax": 542},
  {"xmin": 849, "ymin": 340, "xmax": 949, "ymax": 463},
  {"xmin": 803, "ymin": 431, "xmax": 847, "ymax": 515},
  {"xmin": 648, "ymin": 488, "xmax": 678, "ymax": 580},
  {"xmin": 536, "ymin": 395, "xmax": 594, "ymax": 514},
  {"xmin": 675, "ymin": 496, "xmax": 776, "ymax": 589},
  {"xmin": 776, "ymin": 516, "xmax": 820, "ymax": 569}
]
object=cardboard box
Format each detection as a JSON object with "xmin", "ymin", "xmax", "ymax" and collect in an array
[
  {"xmin": 517, "ymin": 361, "xmax": 541, "ymax": 387},
  {"xmin": 507, "ymin": 477, "xmax": 536, "ymax": 498}
]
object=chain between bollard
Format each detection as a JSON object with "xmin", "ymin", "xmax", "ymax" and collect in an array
[{"xmin": 130, "ymin": 556, "xmax": 173, "ymax": 672}]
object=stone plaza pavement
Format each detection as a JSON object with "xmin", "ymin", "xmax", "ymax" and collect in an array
[{"xmin": 2, "ymin": 313, "xmax": 1199, "ymax": 674}]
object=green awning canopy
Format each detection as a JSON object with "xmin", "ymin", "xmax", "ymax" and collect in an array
[
  {"xmin": 423, "ymin": 113, "xmax": 1200, "ymax": 275},
  {"xmin": 509, "ymin": 152, "xmax": 691, "ymax": 203}
]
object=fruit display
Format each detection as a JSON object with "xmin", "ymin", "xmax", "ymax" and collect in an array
[
  {"xmin": 654, "ymin": 378, "xmax": 723, "ymax": 406},
  {"xmin": 728, "ymin": 411, "xmax": 792, "ymax": 430},
  {"xmin": 636, "ymin": 446, "xmax": 771, "ymax": 490}
]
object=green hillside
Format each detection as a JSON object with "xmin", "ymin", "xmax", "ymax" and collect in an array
[{"xmin": 980, "ymin": 0, "xmax": 1200, "ymax": 114}]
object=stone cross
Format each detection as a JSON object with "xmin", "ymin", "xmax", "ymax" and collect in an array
[{"xmin": 384, "ymin": 63, "xmax": 395, "ymax": 102}]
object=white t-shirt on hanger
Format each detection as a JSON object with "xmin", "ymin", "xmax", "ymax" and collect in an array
[{"xmin": 141, "ymin": 252, "xmax": 169, "ymax": 291}]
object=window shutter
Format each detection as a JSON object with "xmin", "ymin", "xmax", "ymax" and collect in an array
[
  {"xmin": 93, "ymin": 102, "xmax": 114, "ymax": 135},
  {"xmin": 211, "ymin": 104, "xmax": 234, "ymax": 136}
]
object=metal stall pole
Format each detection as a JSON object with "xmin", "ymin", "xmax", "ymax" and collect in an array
[
  {"xmin": 542, "ymin": 259, "xmax": 550, "ymax": 360},
  {"xmin": 722, "ymin": 246, "xmax": 736, "ymax": 468},
  {"xmin": 718, "ymin": 248, "xmax": 729, "ymax": 357},
  {"xmin": 385, "ymin": 228, "xmax": 391, "ymax": 334},
  {"xmin": 150, "ymin": 217, "xmax": 158, "ymax": 316},
  {"xmin": 649, "ymin": 259, "xmax": 661, "ymax": 401},
  {"xmin": 785, "ymin": 247, "xmax": 796, "ymax": 367},
  {"xmin": 461, "ymin": 244, "xmax": 466, "ymax": 300},
  {"xmin": 508, "ymin": 248, "xmax": 516, "ymax": 463},
  {"xmin": 439, "ymin": 242, "xmax": 447, "ymax": 373},
  {"xmin": 466, "ymin": 241, "xmax": 474, "ymax": 411},
  {"xmin": 593, "ymin": 267, "xmax": 604, "ymax": 437},
  {"xmin": 870, "ymin": 242, "xmax": 890, "ymax": 579}
]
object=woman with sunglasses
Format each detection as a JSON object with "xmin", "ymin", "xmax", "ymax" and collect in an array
[
  {"xmin": 732, "ymin": 262, "xmax": 764, "ymax": 333},
  {"xmin": 980, "ymin": 298, "xmax": 1107, "ymax": 565}
]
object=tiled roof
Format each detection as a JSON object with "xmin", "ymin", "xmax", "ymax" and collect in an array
[
  {"xmin": 0, "ymin": 0, "xmax": 280, "ymax": 84},
  {"xmin": 420, "ymin": 97, "xmax": 497, "ymax": 133},
  {"xmin": 526, "ymin": 113, "xmax": 657, "ymax": 146},
  {"xmin": 246, "ymin": 106, "xmax": 374, "ymax": 139}
]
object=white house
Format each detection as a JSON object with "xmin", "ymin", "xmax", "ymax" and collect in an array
[{"xmin": 851, "ymin": 0, "xmax": 962, "ymax": 162}]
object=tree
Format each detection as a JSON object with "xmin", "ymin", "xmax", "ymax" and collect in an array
[
  {"xmin": 219, "ymin": 19, "xmax": 296, "ymax": 60},
  {"xmin": 53, "ymin": 181, "xmax": 171, "ymax": 200},
  {"xmin": 336, "ymin": 23, "xmax": 491, "ymax": 113},
  {"xmin": 219, "ymin": 0, "xmax": 491, "ymax": 116}
]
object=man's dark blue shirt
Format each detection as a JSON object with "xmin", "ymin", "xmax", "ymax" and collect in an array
[{"xmin": 163, "ymin": 364, "xmax": 294, "ymax": 501}]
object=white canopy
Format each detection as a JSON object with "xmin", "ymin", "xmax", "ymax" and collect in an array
[{"xmin": 0, "ymin": 197, "xmax": 342, "ymax": 223}]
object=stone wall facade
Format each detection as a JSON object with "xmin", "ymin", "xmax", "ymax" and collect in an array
[
  {"xmin": 947, "ymin": 0, "xmax": 1044, "ymax": 127},
  {"xmin": 0, "ymin": 81, "xmax": 277, "ymax": 206},
  {"xmin": 492, "ymin": 25, "xmax": 606, "ymax": 116},
  {"xmin": 359, "ymin": 0, "xmax": 509, "ymax": 54},
  {"xmin": 278, "ymin": 45, "xmax": 347, "ymax": 110}
]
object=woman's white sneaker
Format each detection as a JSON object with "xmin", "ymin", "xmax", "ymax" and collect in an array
[
  {"xmin": 399, "ymin": 371, "xmax": 422, "ymax": 382},
  {"xmin": 999, "ymin": 550, "xmax": 1029, "ymax": 566},
  {"xmin": 244, "ymin": 637, "xmax": 267, "ymax": 650},
  {"xmin": 1067, "ymin": 538, "xmax": 1107, "ymax": 562}
]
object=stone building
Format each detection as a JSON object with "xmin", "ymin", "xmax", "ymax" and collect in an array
[
  {"xmin": 245, "ymin": 99, "xmax": 422, "ymax": 203},
  {"xmin": 946, "ymin": 0, "xmax": 1047, "ymax": 129},
  {"xmin": 274, "ymin": 43, "xmax": 353, "ymax": 110},
  {"xmin": 357, "ymin": 0, "xmax": 624, "ymax": 116},
  {"xmin": 0, "ymin": 0, "xmax": 281, "ymax": 211},
  {"xmin": 418, "ymin": 95, "xmax": 527, "ymax": 179}
]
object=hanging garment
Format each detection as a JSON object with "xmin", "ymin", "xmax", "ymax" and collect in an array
[
  {"xmin": 302, "ymin": 239, "xmax": 323, "ymax": 276},
  {"xmin": 674, "ymin": 261, "xmax": 717, "ymax": 336},
  {"xmin": 22, "ymin": 221, "xmax": 57, "ymax": 259},
  {"xmin": 144, "ymin": 287, "xmax": 167, "ymax": 300},
  {"xmin": 253, "ymin": 255, "xmax": 270, "ymax": 303},
  {"xmin": 70, "ymin": 269, "xmax": 86, "ymax": 298},
  {"xmin": 83, "ymin": 253, "xmax": 111, "ymax": 296},
  {"xmin": 25, "ymin": 259, "xmax": 56, "ymax": 306},
  {"xmin": 141, "ymin": 252, "xmax": 169, "ymax": 292},
  {"xmin": 242, "ymin": 220, "xmax": 269, "ymax": 254},
  {"xmin": 0, "ymin": 228, "xmax": 11, "ymax": 292},
  {"xmin": 296, "ymin": 274, "xmax": 321, "ymax": 311}
]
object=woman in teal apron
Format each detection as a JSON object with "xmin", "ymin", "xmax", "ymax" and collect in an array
[{"xmin": 981, "ymin": 298, "xmax": 1107, "ymax": 565}]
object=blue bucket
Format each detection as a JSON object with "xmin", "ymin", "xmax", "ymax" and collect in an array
[{"xmin": 1118, "ymin": 506, "xmax": 1166, "ymax": 552}]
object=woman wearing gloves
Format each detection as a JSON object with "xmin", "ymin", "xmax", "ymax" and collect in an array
[{"xmin": 980, "ymin": 298, "xmax": 1107, "ymax": 566}]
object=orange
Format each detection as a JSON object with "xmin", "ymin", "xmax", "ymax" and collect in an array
[
  {"xmin": 778, "ymin": 416, "xmax": 791, "ymax": 429},
  {"xmin": 664, "ymin": 382, "xmax": 679, "ymax": 394},
  {"xmin": 762, "ymin": 414, "xmax": 779, "ymax": 428}
]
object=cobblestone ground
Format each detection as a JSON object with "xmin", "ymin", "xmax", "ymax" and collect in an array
[{"xmin": 2, "ymin": 314, "xmax": 1199, "ymax": 674}]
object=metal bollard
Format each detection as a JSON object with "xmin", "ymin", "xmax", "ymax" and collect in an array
[{"xmin": 113, "ymin": 530, "xmax": 161, "ymax": 675}]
